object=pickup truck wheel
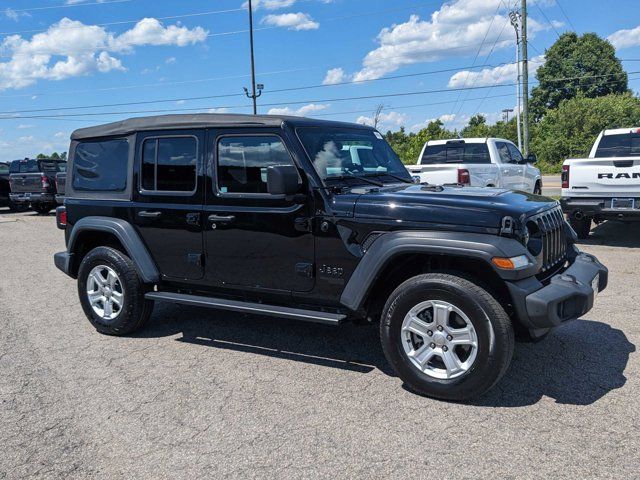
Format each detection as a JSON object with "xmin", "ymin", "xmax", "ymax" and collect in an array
[
  {"xmin": 380, "ymin": 273, "xmax": 514, "ymax": 401},
  {"xmin": 569, "ymin": 217, "xmax": 591, "ymax": 239},
  {"xmin": 33, "ymin": 204, "xmax": 52, "ymax": 215},
  {"xmin": 8, "ymin": 201, "xmax": 28, "ymax": 212},
  {"xmin": 533, "ymin": 182, "xmax": 542, "ymax": 195},
  {"xmin": 77, "ymin": 246, "xmax": 153, "ymax": 336}
]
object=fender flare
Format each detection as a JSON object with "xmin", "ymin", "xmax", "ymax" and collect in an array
[
  {"xmin": 67, "ymin": 216, "xmax": 160, "ymax": 283},
  {"xmin": 339, "ymin": 230, "xmax": 533, "ymax": 312}
]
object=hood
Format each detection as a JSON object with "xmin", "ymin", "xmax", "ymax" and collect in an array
[{"xmin": 349, "ymin": 184, "xmax": 558, "ymax": 229}]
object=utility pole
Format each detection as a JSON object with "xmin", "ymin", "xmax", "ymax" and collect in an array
[
  {"xmin": 502, "ymin": 108, "xmax": 513, "ymax": 122},
  {"xmin": 509, "ymin": 11, "xmax": 523, "ymax": 152},
  {"xmin": 243, "ymin": 0, "xmax": 262, "ymax": 114},
  {"xmin": 521, "ymin": 0, "xmax": 530, "ymax": 156}
]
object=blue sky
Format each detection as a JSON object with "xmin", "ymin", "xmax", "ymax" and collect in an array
[{"xmin": 1, "ymin": 0, "xmax": 640, "ymax": 159}]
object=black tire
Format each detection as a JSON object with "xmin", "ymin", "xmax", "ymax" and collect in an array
[
  {"xmin": 533, "ymin": 181, "xmax": 542, "ymax": 195},
  {"xmin": 380, "ymin": 273, "xmax": 514, "ymax": 401},
  {"xmin": 569, "ymin": 217, "xmax": 591, "ymax": 239},
  {"xmin": 8, "ymin": 201, "xmax": 28, "ymax": 212},
  {"xmin": 77, "ymin": 246, "xmax": 153, "ymax": 336},
  {"xmin": 32, "ymin": 204, "xmax": 52, "ymax": 215}
]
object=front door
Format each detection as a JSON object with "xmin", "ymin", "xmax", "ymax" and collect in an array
[
  {"xmin": 204, "ymin": 129, "xmax": 315, "ymax": 293},
  {"xmin": 133, "ymin": 130, "xmax": 205, "ymax": 280}
]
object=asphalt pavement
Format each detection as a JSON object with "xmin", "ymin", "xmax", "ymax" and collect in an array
[
  {"xmin": 1, "ymin": 210, "xmax": 638, "ymax": 479},
  {"xmin": 542, "ymin": 174, "xmax": 561, "ymax": 197}
]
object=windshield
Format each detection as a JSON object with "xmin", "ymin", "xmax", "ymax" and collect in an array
[
  {"xmin": 421, "ymin": 143, "xmax": 491, "ymax": 164},
  {"xmin": 297, "ymin": 127, "xmax": 411, "ymax": 183}
]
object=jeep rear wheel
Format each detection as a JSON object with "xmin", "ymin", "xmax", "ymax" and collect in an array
[
  {"xmin": 77, "ymin": 246, "xmax": 153, "ymax": 336},
  {"xmin": 380, "ymin": 273, "xmax": 514, "ymax": 401}
]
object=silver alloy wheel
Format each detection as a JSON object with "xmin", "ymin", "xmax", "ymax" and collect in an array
[
  {"xmin": 86, "ymin": 265, "xmax": 124, "ymax": 321},
  {"xmin": 401, "ymin": 300, "xmax": 478, "ymax": 380}
]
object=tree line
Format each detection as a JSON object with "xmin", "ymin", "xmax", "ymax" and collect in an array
[{"xmin": 384, "ymin": 33, "xmax": 640, "ymax": 173}]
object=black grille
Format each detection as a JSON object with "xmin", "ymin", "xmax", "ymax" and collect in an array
[{"xmin": 528, "ymin": 206, "xmax": 568, "ymax": 276}]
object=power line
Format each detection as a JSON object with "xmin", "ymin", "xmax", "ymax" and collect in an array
[
  {"xmin": 6, "ymin": 0, "xmax": 134, "ymax": 14},
  {"xmin": 536, "ymin": 4, "xmax": 562, "ymax": 38},
  {"xmin": 553, "ymin": 0, "xmax": 576, "ymax": 31}
]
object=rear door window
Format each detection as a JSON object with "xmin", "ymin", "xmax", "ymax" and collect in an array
[
  {"xmin": 495, "ymin": 142, "xmax": 512, "ymax": 163},
  {"xmin": 421, "ymin": 143, "xmax": 491, "ymax": 164},
  {"xmin": 73, "ymin": 139, "xmax": 129, "ymax": 191},
  {"xmin": 140, "ymin": 136, "xmax": 198, "ymax": 192},
  {"xmin": 595, "ymin": 134, "xmax": 640, "ymax": 157}
]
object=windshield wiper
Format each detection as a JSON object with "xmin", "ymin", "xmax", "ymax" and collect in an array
[
  {"xmin": 327, "ymin": 173, "xmax": 384, "ymax": 187},
  {"xmin": 361, "ymin": 171, "xmax": 414, "ymax": 184}
]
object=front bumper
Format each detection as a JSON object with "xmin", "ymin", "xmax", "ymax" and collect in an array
[
  {"xmin": 9, "ymin": 192, "xmax": 55, "ymax": 204},
  {"xmin": 507, "ymin": 252, "xmax": 608, "ymax": 330},
  {"xmin": 561, "ymin": 197, "xmax": 640, "ymax": 221}
]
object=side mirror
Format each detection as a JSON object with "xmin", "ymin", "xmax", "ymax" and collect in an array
[
  {"xmin": 526, "ymin": 153, "xmax": 537, "ymax": 164},
  {"xmin": 267, "ymin": 165, "xmax": 300, "ymax": 196}
]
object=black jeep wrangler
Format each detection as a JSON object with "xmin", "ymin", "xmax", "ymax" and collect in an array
[{"xmin": 54, "ymin": 114, "xmax": 608, "ymax": 400}]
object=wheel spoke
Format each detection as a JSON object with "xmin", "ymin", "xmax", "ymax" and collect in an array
[
  {"xmin": 440, "ymin": 349, "xmax": 463, "ymax": 377},
  {"xmin": 432, "ymin": 303, "xmax": 450, "ymax": 327},
  {"xmin": 403, "ymin": 313, "xmax": 432, "ymax": 339},
  {"xmin": 111, "ymin": 291, "xmax": 123, "ymax": 307},
  {"xmin": 411, "ymin": 343, "xmax": 436, "ymax": 367},
  {"xmin": 106, "ymin": 271, "xmax": 118, "ymax": 288},
  {"xmin": 103, "ymin": 299, "xmax": 113, "ymax": 317},
  {"xmin": 92, "ymin": 271, "xmax": 105, "ymax": 287},
  {"xmin": 88, "ymin": 291, "xmax": 103, "ymax": 306},
  {"xmin": 449, "ymin": 327, "xmax": 477, "ymax": 347}
]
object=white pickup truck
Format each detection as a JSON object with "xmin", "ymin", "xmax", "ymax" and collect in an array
[
  {"xmin": 406, "ymin": 138, "xmax": 542, "ymax": 194},
  {"xmin": 561, "ymin": 128, "xmax": 640, "ymax": 238}
]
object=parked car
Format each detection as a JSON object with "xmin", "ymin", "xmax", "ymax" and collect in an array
[
  {"xmin": 54, "ymin": 114, "xmax": 607, "ymax": 401},
  {"xmin": 9, "ymin": 158, "xmax": 66, "ymax": 214},
  {"xmin": 561, "ymin": 128, "xmax": 640, "ymax": 238},
  {"xmin": 0, "ymin": 161, "xmax": 28, "ymax": 211},
  {"xmin": 407, "ymin": 138, "xmax": 542, "ymax": 194},
  {"xmin": 55, "ymin": 171, "xmax": 66, "ymax": 205}
]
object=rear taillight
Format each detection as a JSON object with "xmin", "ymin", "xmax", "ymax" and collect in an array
[
  {"xmin": 41, "ymin": 174, "xmax": 50, "ymax": 189},
  {"xmin": 561, "ymin": 165, "xmax": 570, "ymax": 189},
  {"xmin": 457, "ymin": 168, "xmax": 471, "ymax": 185},
  {"xmin": 56, "ymin": 206, "xmax": 67, "ymax": 229}
]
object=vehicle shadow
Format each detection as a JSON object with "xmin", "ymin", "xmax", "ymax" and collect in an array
[
  {"xmin": 139, "ymin": 304, "xmax": 633, "ymax": 406},
  {"xmin": 474, "ymin": 319, "xmax": 634, "ymax": 407},
  {"xmin": 578, "ymin": 221, "xmax": 640, "ymax": 248}
]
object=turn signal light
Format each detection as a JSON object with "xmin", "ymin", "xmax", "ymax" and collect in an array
[{"xmin": 492, "ymin": 255, "xmax": 531, "ymax": 270}]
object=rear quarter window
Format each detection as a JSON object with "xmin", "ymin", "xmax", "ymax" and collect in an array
[{"xmin": 73, "ymin": 139, "xmax": 129, "ymax": 191}]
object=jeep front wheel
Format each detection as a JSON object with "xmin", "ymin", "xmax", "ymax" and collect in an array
[
  {"xmin": 77, "ymin": 246, "xmax": 153, "ymax": 335},
  {"xmin": 380, "ymin": 273, "xmax": 514, "ymax": 401}
]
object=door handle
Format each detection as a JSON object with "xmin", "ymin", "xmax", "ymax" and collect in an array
[
  {"xmin": 208, "ymin": 214, "xmax": 235, "ymax": 223},
  {"xmin": 138, "ymin": 211, "xmax": 162, "ymax": 218}
]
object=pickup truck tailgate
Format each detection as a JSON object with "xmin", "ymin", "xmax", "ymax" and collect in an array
[
  {"xmin": 406, "ymin": 164, "xmax": 459, "ymax": 185},
  {"xmin": 10, "ymin": 173, "xmax": 44, "ymax": 193},
  {"xmin": 565, "ymin": 157, "xmax": 640, "ymax": 197}
]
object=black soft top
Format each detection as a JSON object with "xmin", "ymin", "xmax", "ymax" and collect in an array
[{"xmin": 70, "ymin": 113, "xmax": 373, "ymax": 140}]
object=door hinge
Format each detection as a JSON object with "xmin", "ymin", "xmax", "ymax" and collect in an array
[
  {"xmin": 294, "ymin": 217, "xmax": 312, "ymax": 232},
  {"xmin": 295, "ymin": 262, "xmax": 314, "ymax": 278},
  {"xmin": 187, "ymin": 253, "xmax": 203, "ymax": 267}
]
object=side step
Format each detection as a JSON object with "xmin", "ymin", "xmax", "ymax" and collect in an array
[{"xmin": 145, "ymin": 291, "xmax": 346, "ymax": 326}]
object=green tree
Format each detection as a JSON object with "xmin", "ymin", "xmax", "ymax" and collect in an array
[
  {"xmin": 531, "ymin": 32, "xmax": 628, "ymax": 120},
  {"xmin": 385, "ymin": 120, "xmax": 455, "ymax": 164},
  {"xmin": 461, "ymin": 115, "xmax": 491, "ymax": 138},
  {"xmin": 531, "ymin": 93, "xmax": 640, "ymax": 172}
]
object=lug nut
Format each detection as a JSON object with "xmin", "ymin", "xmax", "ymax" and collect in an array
[
  {"xmin": 437, "ymin": 325, "xmax": 444, "ymax": 331},
  {"xmin": 430, "ymin": 342, "xmax": 436, "ymax": 348},
  {"xmin": 442, "ymin": 346, "xmax": 448, "ymax": 352},
  {"xmin": 446, "ymin": 335, "xmax": 453, "ymax": 341},
  {"xmin": 427, "ymin": 330, "xmax": 433, "ymax": 336}
]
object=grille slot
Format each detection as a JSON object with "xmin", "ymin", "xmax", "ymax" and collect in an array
[{"xmin": 528, "ymin": 206, "xmax": 567, "ymax": 276}]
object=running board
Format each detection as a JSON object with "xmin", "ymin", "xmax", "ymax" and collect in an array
[{"xmin": 145, "ymin": 291, "xmax": 346, "ymax": 325}]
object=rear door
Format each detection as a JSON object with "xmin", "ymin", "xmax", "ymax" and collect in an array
[
  {"xmin": 506, "ymin": 143, "xmax": 528, "ymax": 191},
  {"xmin": 203, "ymin": 128, "xmax": 315, "ymax": 292},
  {"xmin": 495, "ymin": 141, "xmax": 520, "ymax": 190},
  {"xmin": 132, "ymin": 130, "xmax": 205, "ymax": 280}
]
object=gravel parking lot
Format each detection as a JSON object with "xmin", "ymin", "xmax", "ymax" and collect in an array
[{"xmin": 1, "ymin": 209, "xmax": 638, "ymax": 479}]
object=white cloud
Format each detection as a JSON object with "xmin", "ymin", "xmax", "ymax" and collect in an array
[
  {"xmin": 165, "ymin": 56, "xmax": 176, "ymax": 64},
  {"xmin": 54, "ymin": 132, "xmax": 68, "ymax": 139},
  {"xmin": 331, "ymin": 0, "xmax": 547, "ymax": 82},
  {"xmin": 267, "ymin": 103, "xmax": 328, "ymax": 116},
  {"xmin": 608, "ymin": 25, "xmax": 640, "ymax": 49},
  {"xmin": 410, "ymin": 114, "xmax": 457, "ymax": 132},
  {"xmin": 322, "ymin": 67, "xmax": 348, "ymax": 85},
  {"xmin": 261, "ymin": 13, "xmax": 319, "ymax": 31},
  {"xmin": 447, "ymin": 55, "xmax": 545, "ymax": 88},
  {"xmin": 5, "ymin": 8, "xmax": 30, "ymax": 21},
  {"xmin": 0, "ymin": 17, "xmax": 208, "ymax": 91},
  {"xmin": 207, "ymin": 107, "xmax": 229, "ymax": 114},
  {"xmin": 356, "ymin": 111, "xmax": 408, "ymax": 130},
  {"xmin": 17, "ymin": 124, "xmax": 35, "ymax": 129}
]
